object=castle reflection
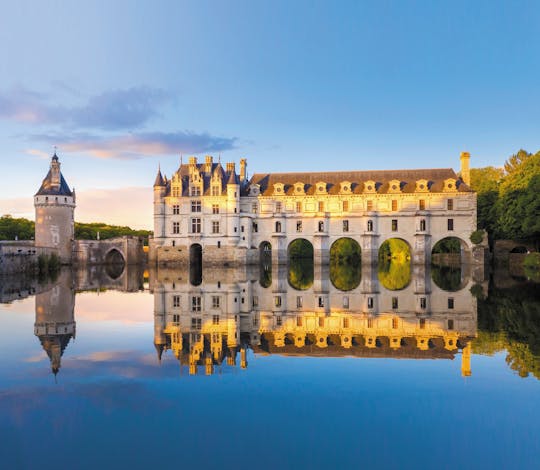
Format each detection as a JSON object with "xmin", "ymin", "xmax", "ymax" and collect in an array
[{"xmin": 151, "ymin": 263, "xmax": 478, "ymax": 377}]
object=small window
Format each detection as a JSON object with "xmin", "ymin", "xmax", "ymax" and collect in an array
[
  {"xmin": 392, "ymin": 200, "xmax": 398, "ymax": 211},
  {"xmin": 447, "ymin": 219, "xmax": 454, "ymax": 231},
  {"xmin": 318, "ymin": 297, "xmax": 325, "ymax": 308},
  {"xmin": 367, "ymin": 297, "xmax": 374, "ymax": 309},
  {"xmin": 212, "ymin": 296, "xmax": 220, "ymax": 308},
  {"xmin": 191, "ymin": 296, "xmax": 202, "ymax": 312},
  {"xmin": 343, "ymin": 317, "xmax": 350, "ymax": 328},
  {"xmin": 366, "ymin": 200, "xmax": 373, "ymax": 211},
  {"xmin": 275, "ymin": 221, "xmax": 282, "ymax": 233},
  {"xmin": 252, "ymin": 222, "xmax": 258, "ymax": 233},
  {"xmin": 318, "ymin": 317, "xmax": 324, "ymax": 327},
  {"xmin": 367, "ymin": 220, "xmax": 373, "ymax": 232},
  {"xmin": 318, "ymin": 221, "xmax": 324, "ymax": 232},
  {"xmin": 296, "ymin": 201, "xmax": 302, "ymax": 212},
  {"xmin": 211, "ymin": 186, "xmax": 220, "ymax": 196},
  {"xmin": 296, "ymin": 221, "xmax": 303, "ymax": 232},
  {"xmin": 420, "ymin": 297, "xmax": 427, "ymax": 309},
  {"xmin": 172, "ymin": 314, "xmax": 180, "ymax": 323},
  {"xmin": 419, "ymin": 219, "xmax": 426, "ymax": 231},
  {"xmin": 318, "ymin": 201, "xmax": 324, "ymax": 212},
  {"xmin": 367, "ymin": 317, "xmax": 374, "ymax": 328},
  {"xmin": 252, "ymin": 202, "xmax": 258, "ymax": 213},
  {"xmin": 212, "ymin": 204, "xmax": 219, "ymax": 214},
  {"xmin": 448, "ymin": 298, "xmax": 454, "ymax": 309},
  {"xmin": 297, "ymin": 316, "xmax": 303, "ymax": 327},
  {"xmin": 191, "ymin": 187, "xmax": 201, "ymax": 197},
  {"xmin": 419, "ymin": 318, "xmax": 426, "ymax": 329},
  {"xmin": 297, "ymin": 296, "xmax": 303, "ymax": 308},
  {"xmin": 392, "ymin": 317, "xmax": 398, "ymax": 329},
  {"xmin": 275, "ymin": 202, "xmax": 282, "ymax": 213},
  {"xmin": 274, "ymin": 296, "xmax": 282, "ymax": 307},
  {"xmin": 212, "ymin": 221, "xmax": 220, "ymax": 234},
  {"xmin": 392, "ymin": 297, "xmax": 398, "ymax": 309},
  {"xmin": 343, "ymin": 220, "xmax": 349, "ymax": 232},
  {"xmin": 191, "ymin": 218, "xmax": 201, "ymax": 233},
  {"xmin": 191, "ymin": 317, "xmax": 202, "ymax": 330},
  {"xmin": 343, "ymin": 201, "xmax": 349, "ymax": 212},
  {"xmin": 173, "ymin": 205, "xmax": 180, "ymax": 215},
  {"xmin": 252, "ymin": 296, "xmax": 259, "ymax": 307},
  {"xmin": 241, "ymin": 226, "xmax": 245, "ymax": 232},
  {"xmin": 212, "ymin": 314, "xmax": 220, "ymax": 325},
  {"xmin": 172, "ymin": 222, "xmax": 180, "ymax": 234},
  {"xmin": 217, "ymin": 241, "xmax": 221, "ymax": 248},
  {"xmin": 276, "ymin": 316, "xmax": 282, "ymax": 326},
  {"xmin": 173, "ymin": 295, "xmax": 180, "ymax": 307},
  {"xmin": 343, "ymin": 296, "xmax": 349, "ymax": 308},
  {"xmin": 391, "ymin": 219, "xmax": 398, "ymax": 231},
  {"xmin": 447, "ymin": 199, "xmax": 454, "ymax": 210},
  {"xmin": 448, "ymin": 319, "xmax": 454, "ymax": 330},
  {"xmin": 419, "ymin": 199, "xmax": 425, "ymax": 210}
]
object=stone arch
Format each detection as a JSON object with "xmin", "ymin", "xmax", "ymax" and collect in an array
[
  {"xmin": 378, "ymin": 238, "xmax": 412, "ymax": 291},
  {"xmin": 330, "ymin": 238, "xmax": 361, "ymax": 291},
  {"xmin": 510, "ymin": 246, "xmax": 528, "ymax": 253},
  {"xmin": 259, "ymin": 241, "xmax": 272, "ymax": 288},
  {"xmin": 431, "ymin": 236, "xmax": 470, "ymax": 265},
  {"xmin": 287, "ymin": 239, "xmax": 314, "ymax": 290},
  {"xmin": 287, "ymin": 238, "xmax": 314, "ymax": 260},
  {"xmin": 104, "ymin": 248, "xmax": 125, "ymax": 280},
  {"xmin": 189, "ymin": 244, "xmax": 202, "ymax": 286},
  {"xmin": 189, "ymin": 243, "xmax": 202, "ymax": 265}
]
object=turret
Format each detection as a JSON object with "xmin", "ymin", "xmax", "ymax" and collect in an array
[
  {"xmin": 153, "ymin": 166, "xmax": 167, "ymax": 239},
  {"xmin": 34, "ymin": 153, "xmax": 76, "ymax": 263},
  {"xmin": 460, "ymin": 151, "xmax": 471, "ymax": 186}
]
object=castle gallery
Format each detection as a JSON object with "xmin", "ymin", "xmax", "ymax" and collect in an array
[{"xmin": 150, "ymin": 152, "xmax": 478, "ymax": 265}]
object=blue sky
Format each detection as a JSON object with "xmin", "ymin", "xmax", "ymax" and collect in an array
[{"xmin": 1, "ymin": 0, "xmax": 539, "ymax": 228}]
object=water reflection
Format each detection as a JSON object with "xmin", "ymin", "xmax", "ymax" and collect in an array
[{"xmin": 4, "ymin": 262, "xmax": 540, "ymax": 381}]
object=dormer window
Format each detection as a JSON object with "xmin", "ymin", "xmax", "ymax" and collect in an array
[
  {"xmin": 211, "ymin": 185, "xmax": 221, "ymax": 196},
  {"xmin": 416, "ymin": 179, "xmax": 429, "ymax": 192},
  {"xmin": 388, "ymin": 179, "xmax": 402, "ymax": 193},
  {"xmin": 364, "ymin": 180, "xmax": 377, "ymax": 193},
  {"xmin": 294, "ymin": 182, "xmax": 305, "ymax": 195},
  {"xmin": 249, "ymin": 185, "xmax": 260, "ymax": 196},
  {"xmin": 190, "ymin": 186, "xmax": 201, "ymax": 197},
  {"xmin": 273, "ymin": 183, "xmax": 285, "ymax": 195},
  {"xmin": 340, "ymin": 181, "xmax": 352, "ymax": 194},
  {"xmin": 315, "ymin": 182, "xmax": 327, "ymax": 194},
  {"xmin": 443, "ymin": 178, "xmax": 457, "ymax": 192}
]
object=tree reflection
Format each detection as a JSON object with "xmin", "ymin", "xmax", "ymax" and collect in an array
[
  {"xmin": 288, "ymin": 258, "xmax": 314, "ymax": 290},
  {"xmin": 378, "ymin": 239, "xmax": 411, "ymax": 290},
  {"xmin": 330, "ymin": 238, "xmax": 361, "ymax": 291},
  {"xmin": 431, "ymin": 265, "xmax": 464, "ymax": 292}
]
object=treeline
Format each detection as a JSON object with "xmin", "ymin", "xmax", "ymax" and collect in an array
[
  {"xmin": 0, "ymin": 215, "xmax": 152, "ymax": 242},
  {"xmin": 471, "ymin": 149, "xmax": 540, "ymax": 247}
]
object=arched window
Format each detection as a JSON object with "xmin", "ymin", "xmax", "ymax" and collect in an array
[
  {"xmin": 275, "ymin": 221, "xmax": 281, "ymax": 232},
  {"xmin": 318, "ymin": 221, "xmax": 324, "ymax": 232},
  {"xmin": 419, "ymin": 219, "xmax": 426, "ymax": 231},
  {"xmin": 367, "ymin": 220, "xmax": 373, "ymax": 232}
]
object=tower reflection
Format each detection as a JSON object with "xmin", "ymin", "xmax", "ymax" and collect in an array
[{"xmin": 150, "ymin": 262, "xmax": 477, "ymax": 376}]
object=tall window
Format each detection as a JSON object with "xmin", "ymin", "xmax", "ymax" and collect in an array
[
  {"xmin": 420, "ymin": 297, "xmax": 427, "ymax": 309},
  {"xmin": 391, "ymin": 219, "xmax": 398, "ymax": 231},
  {"xmin": 212, "ymin": 221, "xmax": 220, "ymax": 234},
  {"xmin": 191, "ymin": 296, "xmax": 202, "ymax": 312},
  {"xmin": 367, "ymin": 220, "xmax": 373, "ymax": 232},
  {"xmin": 367, "ymin": 317, "xmax": 374, "ymax": 328},
  {"xmin": 212, "ymin": 204, "xmax": 219, "ymax": 214},
  {"xmin": 191, "ymin": 186, "xmax": 201, "ymax": 196},
  {"xmin": 318, "ymin": 221, "xmax": 324, "ymax": 232},
  {"xmin": 275, "ymin": 221, "xmax": 281, "ymax": 232},
  {"xmin": 212, "ymin": 315, "xmax": 220, "ymax": 325},
  {"xmin": 318, "ymin": 297, "xmax": 325, "ymax": 308},
  {"xmin": 172, "ymin": 222, "xmax": 180, "ymax": 234},
  {"xmin": 253, "ymin": 222, "xmax": 258, "ymax": 233},
  {"xmin": 448, "ymin": 298, "xmax": 454, "ymax": 309},
  {"xmin": 447, "ymin": 199, "xmax": 454, "ymax": 210},
  {"xmin": 447, "ymin": 219, "xmax": 454, "ymax": 231},
  {"xmin": 275, "ymin": 202, "xmax": 282, "ymax": 213},
  {"xmin": 296, "ymin": 221, "xmax": 302, "ymax": 232},
  {"xmin": 173, "ymin": 295, "xmax": 180, "ymax": 307},
  {"xmin": 448, "ymin": 319, "xmax": 454, "ymax": 330},
  {"xmin": 274, "ymin": 296, "xmax": 282, "ymax": 307},
  {"xmin": 343, "ymin": 220, "xmax": 349, "ymax": 232},
  {"xmin": 252, "ymin": 203, "xmax": 258, "ymax": 213},
  {"xmin": 297, "ymin": 316, "xmax": 303, "ymax": 327},
  {"xmin": 191, "ymin": 218, "xmax": 201, "ymax": 233},
  {"xmin": 343, "ymin": 296, "xmax": 349, "ymax": 309},
  {"xmin": 392, "ymin": 200, "xmax": 398, "ymax": 211},
  {"xmin": 191, "ymin": 318, "xmax": 202, "ymax": 330},
  {"xmin": 318, "ymin": 316, "xmax": 324, "ymax": 326},
  {"xmin": 343, "ymin": 200, "xmax": 349, "ymax": 212},
  {"xmin": 296, "ymin": 201, "xmax": 302, "ymax": 212},
  {"xmin": 318, "ymin": 201, "xmax": 325, "ymax": 212},
  {"xmin": 419, "ymin": 199, "xmax": 425, "ymax": 210},
  {"xmin": 419, "ymin": 219, "xmax": 426, "ymax": 231},
  {"xmin": 392, "ymin": 317, "xmax": 399, "ymax": 329},
  {"xmin": 191, "ymin": 201, "xmax": 201, "ymax": 212},
  {"xmin": 296, "ymin": 296, "xmax": 303, "ymax": 308},
  {"xmin": 392, "ymin": 297, "xmax": 398, "ymax": 309},
  {"xmin": 172, "ymin": 187, "xmax": 181, "ymax": 197},
  {"xmin": 173, "ymin": 205, "xmax": 180, "ymax": 215},
  {"xmin": 211, "ymin": 186, "xmax": 220, "ymax": 196},
  {"xmin": 367, "ymin": 200, "xmax": 373, "ymax": 211},
  {"xmin": 419, "ymin": 318, "xmax": 426, "ymax": 329},
  {"xmin": 367, "ymin": 297, "xmax": 374, "ymax": 309},
  {"xmin": 212, "ymin": 296, "xmax": 221, "ymax": 308}
]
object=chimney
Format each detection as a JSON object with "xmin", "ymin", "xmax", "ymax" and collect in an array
[
  {"xmin": 226, "ymin": 162, "xmax": 235, "ymax": 173},
  {"xmin": 240, "ymin": 158, "xmax": 247, "ymax": 181},
  {"xmin": 205, "ymin": 155, "xmax": 213, "ymax": 173},
  {"xmin": 189, "ymin": 156, "xmax": 197, "ymax": 166},
  {"xmin": 460, "ymin": 152, "xmax": 471, "ymax": 186}
]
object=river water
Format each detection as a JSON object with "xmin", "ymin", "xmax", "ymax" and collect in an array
[{"xmin": 1, "ymin": 263, "xmax": 539, "ymax": 469}]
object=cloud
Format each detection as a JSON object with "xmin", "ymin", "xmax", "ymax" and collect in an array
[
  {"xmin": 0, "ymin": 85, "xmax": 170, "ymax": 130},
  {"xmin": 30, "ymin": 130, "xmax": 237, "ymax": 159}
]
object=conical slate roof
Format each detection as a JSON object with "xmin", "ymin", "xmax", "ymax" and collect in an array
[{"xmin": 35, "ymin": 154, "xmax": 73, "ymax": 196}]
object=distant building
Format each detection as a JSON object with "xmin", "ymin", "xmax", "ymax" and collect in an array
[{"xmin": 150, "ymin": 152, "xmax": 478, "ymax": 265}]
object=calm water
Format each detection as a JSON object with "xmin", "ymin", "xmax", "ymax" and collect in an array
[{"xmin": 1, "ymin": 263, "xmax": 539, "ymax": 469}]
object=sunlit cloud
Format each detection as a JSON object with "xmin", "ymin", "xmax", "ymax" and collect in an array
[
  {"xmin": 0, "ymin": 85, "xmax": 170, "ymax": 130},
  {"xmin": 30, "ymin": 130, "xmax": 237, "ymax": 159},
  {"xmin": 26, "ymin": 148, "xmax": 50, "ymax": 159}
]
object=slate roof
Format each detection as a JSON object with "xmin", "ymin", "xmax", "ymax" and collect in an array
[
  {"xmin": 35, "ymin": 169, "xmax": 73, "ymax": 196},
  {"xmin": 248, "ymin": 168, "xmax": 472, "ymax": 196}
]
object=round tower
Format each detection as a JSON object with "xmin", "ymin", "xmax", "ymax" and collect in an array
[{"xmin": 34, "ymin": 153, "xmax": 76, "ymax": 263}]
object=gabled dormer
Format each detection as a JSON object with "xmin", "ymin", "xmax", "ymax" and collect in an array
[
  {"xmin": 364, "ymin": 180, "xmax": 377, "ymax": 193},
  {"xmin": 171, "ymin": 172, "xmax": 182, "ymax": 198},
  {"xmin": 294, "ymin": 182, "xmax": 305, "ymax": 195},
  {"xmin": 443, "ymin": 178, "xmax": 458, "ymax": 192},
  {"xmin": 388, "ymin": 179, "xmax": 402, "ymax": 193},
  {"xmin": 273, "ymin": 182, "xmax": 285, "ymax": 195},
  {"xmin": 415, "ymin": 179, "xmax": 429, "ymax": 192},
  {"xmin": 315, "ymin": 181, "xmax": 327, "ymax": 194},
  {"xmin": 340, "ymin": 181, "xmax": 352, "ymax": 194},
  {"xmin": 249, "ymin": 184, "xmax": 261, "ymax": 196}
]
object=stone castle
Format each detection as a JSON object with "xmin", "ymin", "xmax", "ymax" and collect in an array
[{"xmin": 150, "ymin": 152, "xmax": 482, "ymax": 266}]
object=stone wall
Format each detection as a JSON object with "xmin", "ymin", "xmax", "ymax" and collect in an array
[{"xmin": 0, "ymin": 242, "xmax": 58, "ymax": 275}]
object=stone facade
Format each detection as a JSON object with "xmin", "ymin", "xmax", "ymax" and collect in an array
[{"xmin": 150, "ymin": 153, "xmax": 478, "ymax": 266}]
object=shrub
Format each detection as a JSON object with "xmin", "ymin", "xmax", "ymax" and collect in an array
[
  {"xmin": 470, "ymin": 230, "xmax": 485, "ymax": 245},
  {"xmin": 523, "ymin": 252, "xmax": 540, "ymax": 269}
]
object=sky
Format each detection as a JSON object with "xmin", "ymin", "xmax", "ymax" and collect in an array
[{"xmin": 1, "ymin": 0, "xmax": 539, "ymax": 229}]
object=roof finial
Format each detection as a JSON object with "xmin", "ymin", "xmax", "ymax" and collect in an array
[{"xmin": 180, "ymin": 154, "xmax": 183, "ymax": 166}]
